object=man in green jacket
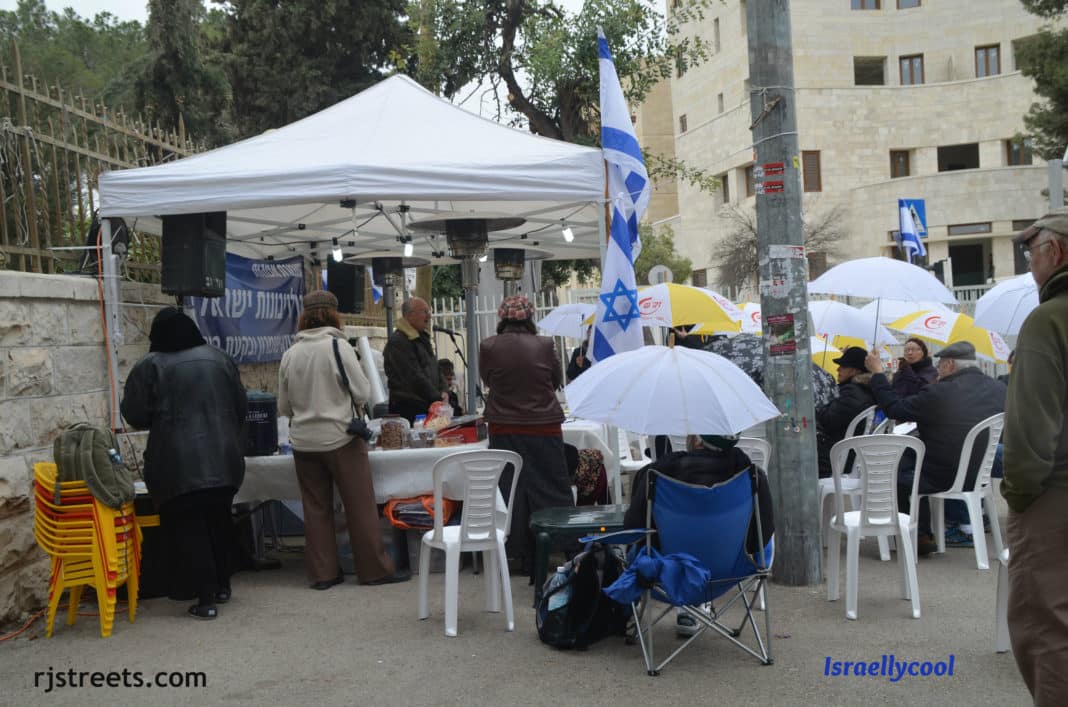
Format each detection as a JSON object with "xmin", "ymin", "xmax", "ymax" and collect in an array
[{"xmin": 1002, "ymin": 211, "xmax": 1068, "ymax": 705}]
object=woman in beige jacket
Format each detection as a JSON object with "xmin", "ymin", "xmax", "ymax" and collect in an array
[{"xmin": 278, "ymin": 290, "xmax": 405, "ymax": 588}]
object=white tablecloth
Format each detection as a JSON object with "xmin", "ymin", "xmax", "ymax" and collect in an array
[{"xmin": 238, "ymin": 439, "xmax": 490, "ymax": 505}]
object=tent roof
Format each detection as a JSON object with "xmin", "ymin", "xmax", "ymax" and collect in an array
[{"xmin": 98, "ymin": 75, "xmax": 607, "ymax": 261}]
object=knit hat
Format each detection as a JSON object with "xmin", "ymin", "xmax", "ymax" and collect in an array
[
  {"xmin": 303, "ymin": 290, "xmax": 338, "ymax": 312},
  {"xmin": 498, "ymin": 295, "xmax": 534, "ymax": 322},
  {"xmin": 699, "ymin": 434, "xmax": 739, "ymax": 452}
]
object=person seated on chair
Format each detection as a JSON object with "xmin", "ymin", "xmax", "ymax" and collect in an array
[
  {"xmin": 566, "ymin": 329, "xmax": 593, "ymax": 383},
  {"xmin": 564, "ymin": 443, "xmax": 609, "ymax": 506},
  {"xmin": 438, "ymin": 359, "xmax": 463, "ymax": 417},
  {"xmin": 624, "ymin": 434, "xmax": 774, "ymax": 636},
  {"xmin": 864, "ymin": 341, "xmax": 1006, "ymax": 556},
  {"xmin": 815, "ymin": 346, "xmax": 877, "ymax": 479}
]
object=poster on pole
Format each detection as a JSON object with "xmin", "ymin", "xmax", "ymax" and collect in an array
[{"xmin": 187, "ymin": 253, "xmax": 305, "ymax": 363}]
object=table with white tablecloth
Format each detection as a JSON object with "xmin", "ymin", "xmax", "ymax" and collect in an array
[
  {"xmin": 238, "ymin": 440, "xmax": 488, "ymax": 504},
  {"xmin": 237, "ymin": 439, "xmax": 509, "ymax": 527}
]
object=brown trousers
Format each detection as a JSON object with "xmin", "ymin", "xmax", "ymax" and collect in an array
[
  {"xmin": 293, "ymin": 437, "xmax": 394, "ymax": 584},
  {"xmin": 1007, "ymin": 486, "xmax": 1068, "ymax": 705}
]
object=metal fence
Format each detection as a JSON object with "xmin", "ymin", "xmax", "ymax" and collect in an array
[{"xmin": 0, "ymin": 42, "xmax": 200, "ymax": 278}]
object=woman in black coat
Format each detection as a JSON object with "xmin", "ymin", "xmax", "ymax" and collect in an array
[
  {"xmin": 892, "ymin": 337, "xmax": 938, "ymax": 399},
  {"xmin": 121, "ymin": 308, "xmax": 247, "ymax": 620}
]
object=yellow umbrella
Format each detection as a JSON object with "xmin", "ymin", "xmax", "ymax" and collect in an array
[
  {"xmin": 636, "ymin": 283, "xmax": 743, "ymax": 333},
  {"xmin": 811, "ymin": 336, "xmax": 841, "ymax": 376},
  {"xmin": 887, "ymin": 311, "xmax": 1011, "ymax": 363}
]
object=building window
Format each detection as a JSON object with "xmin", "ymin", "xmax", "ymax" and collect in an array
[
  {"xmin": 852, "ymin": 0, "xmax": 880, "ymax": 8},
  {"xmin": 1006, "ymin": 137, "xmax": 1033, "ymax": 166},
  {"xmin": 744, "ymin": 165, "xmax": 756, "ymax": 197},
  {"xmin": 691, "ymin": 268, "xmax": 708, "ymax": 287},
  {"xmin": 679, "ymin": 114, "xmax": 688, "ymax": 133},
  {"xmin": 802, "ymin": 151, "xmax": 822, "ymax": 192},
  {"xmin": 900, "ymin": 54, "xmax": 924, "ymax": 85},
  {"xmin": 897, "ymin": 0, "xmax": 920, "ymax": 8},
  {"xmin": 720, "ymin": 174, "xmax": 730, "ymax": 204},
  {"xmin": 890, "ymin": 150, "xmax": 911, "ymax": 178},
  {"xmin": 717, "ymin": 93, "xmax": 724, "ymax": 113},
  {"xmin": 1013, "ymin": 219, "xmax": 1037, "ymax": 274},
  {"xmin": 947, "ymin": 222, "xmax": 992, "ymax": 236},
  {"xmin": 714, "ymin": 18, "xmax": 721, "ymax": 53},
  {"xmin": 854, "ymin": 57, "xmax": 886, "ymax": 86},
  {"xmin": 938, "ymin": 143, "xmax": 980, "ymax": 171},
  {"xmin": 976, "ymin": 44, "xmax": 1000, "ymax": 78}
]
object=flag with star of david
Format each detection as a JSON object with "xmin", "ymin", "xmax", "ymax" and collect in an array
[{"xmin": 590, "ymin": 28, "xmax": 651, "ymax": 363}]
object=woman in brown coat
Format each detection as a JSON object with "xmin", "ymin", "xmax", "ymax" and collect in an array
[{"xmin": 479, "ymin": 295, "xmax": 574, "ymax": 571}]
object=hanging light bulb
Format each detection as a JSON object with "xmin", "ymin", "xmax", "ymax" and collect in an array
[
  {"xmin": 561, "ymin": 222, "xmax": 575, "ymax": 243},
  {"xmin": 403, "ymin": 238, "xmax": 414, "ymax": 258},
  {"xmin": 478, "ymin": 253, "xmax": 488, "ymax": 263},
  {"xmin": 331, "ymin": 238, "xmax": 343, "ymax": 262}
]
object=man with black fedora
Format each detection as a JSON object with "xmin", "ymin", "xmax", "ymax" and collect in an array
[
  {"xmin": 865, "ymin": 340, "xmax": 1006, "ymax": 555},
  {"xmin": 815, "ymin": 346, "xmax": 877, "ymax": 479}
]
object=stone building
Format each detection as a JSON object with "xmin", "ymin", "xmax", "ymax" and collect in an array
[{"xmin": 638, "ymin": 0, "xmax": 1059, "ymax": 295}]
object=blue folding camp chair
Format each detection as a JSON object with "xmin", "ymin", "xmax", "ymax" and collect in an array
[{"xmin": 623, "ymin": 468, "xmax": 773, "ymax": 675}]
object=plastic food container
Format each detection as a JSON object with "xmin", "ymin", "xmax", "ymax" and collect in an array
[{"xmin": 379, "ymin": 415, "xmax": 410, "ymax": 450}]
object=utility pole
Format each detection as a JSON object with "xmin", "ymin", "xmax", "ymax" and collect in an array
[{"xmin": 746, "ymin": 0, "xmax": 820, "ymax": 585}]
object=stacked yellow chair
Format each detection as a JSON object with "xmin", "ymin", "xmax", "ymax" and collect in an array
[{"xmin": 32, "ymin": 462, "xmax": 141, "ymax": 638}]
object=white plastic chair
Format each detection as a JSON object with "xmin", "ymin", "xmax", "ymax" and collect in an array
[
  {"xmin": 923, "ymin": 412, "xmax": 1005, "ymax": 570},
  {"xmin": 819, "ymin": 406, "xmax": 881, "ymax": 552},
  {"xmin": 826, "ymin": 435, "xmax": 925, "ymax": 620},
  {"xmin": 869, "ymin": 418, "xmax": 892, "ymax": 435},
  {"xmin": 416, "ymin": 449, "xmax": 522, "ymax": 637},
  {"xmin": 995, "ymin": 548, "xmax": 1011, "ymax": 653},
  {"xmin": 737, "ymin": 437, "xmax": 771, "ymax": 475}
]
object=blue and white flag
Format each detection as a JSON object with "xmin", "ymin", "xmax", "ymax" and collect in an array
[
  {"xmin": 367, "ymin": 265, "xmax": 383, "ymax": 304},
  {"xmin": 591, "ymin": 28, "xmax": 651, "ymax": 363},
  {"xmin": 898, "ymin": 198, "xmax": 927, "ymax": 263}
]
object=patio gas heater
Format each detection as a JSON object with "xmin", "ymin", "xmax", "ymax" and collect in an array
[
  {"xmin": 347, "ymin": 253, "xmax": 430, "ymax": 332},
  {"xmin": 492, "ymin": 247, "xmax": 551, "ymax": 296},
  {"xmin": 410, "ymin": 216, "xmax": 524, "ymax": 413}
]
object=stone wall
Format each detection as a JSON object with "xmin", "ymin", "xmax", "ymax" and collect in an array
[{"xmin": 0, "ymin": 269, "xmax": 387, "ymax": 627}]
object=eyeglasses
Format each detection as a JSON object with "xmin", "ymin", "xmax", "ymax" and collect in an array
[{"xmin": 1023, "ymin": 239, "xmax": 1053, "ymax": 264}]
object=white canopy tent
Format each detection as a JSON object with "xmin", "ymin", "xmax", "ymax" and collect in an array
[
  {"xmin": 98, "ymin": 74, "xmax": 607, "ymax": 262},
  {"xmin": 96, "ymin": 74, "xmax": 609, "ymax": 424}
]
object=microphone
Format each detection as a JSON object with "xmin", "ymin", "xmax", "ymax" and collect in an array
[{"xmin": 433, "ymin": 325, "xmax": 459, "ymax": 336}]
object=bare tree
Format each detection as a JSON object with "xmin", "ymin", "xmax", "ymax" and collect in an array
[{"xmin": 712, "ymin": 203, "xmax": 848, "ymax": 294}]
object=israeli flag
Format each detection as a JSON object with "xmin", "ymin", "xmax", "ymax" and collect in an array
[
  {"xmin": 591, "ymin": 29, "xmax": 651, "ymax": 363},
  {"xmin": 367, "ymin": 265, "xmax": 383, "ymax": 304},
  {"xmin": 898, "ymin": 198, "xmax": 927, "ymax": 263}
]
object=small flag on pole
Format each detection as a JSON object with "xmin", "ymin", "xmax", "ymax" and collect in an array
[
  {"xmin": 898, "ymin": 198, "xmax": 927, "ymax": 263},
  {"xmin": 591, "ymin": 28, "xmax": 651, "ymax": 363},
  {"xmin": 367, "ymin": 266, "xmax": 383, "ymax": 304}
]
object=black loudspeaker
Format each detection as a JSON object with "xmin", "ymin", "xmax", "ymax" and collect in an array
[
  {"xmin": 327, "ymin": 259, "xmax": 365, "ymax": 314},
  {"xmin": 161, "ymin": 212, "xmax": 227, "ymax": 297}
]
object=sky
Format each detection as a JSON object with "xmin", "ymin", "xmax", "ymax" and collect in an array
[{"xmin": 0, "ymin": 0, "xmax": 149, "ymax": 21}]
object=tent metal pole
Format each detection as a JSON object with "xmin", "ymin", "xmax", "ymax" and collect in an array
[
  {"xmin": 464, "ymin": 273, "xmax": 478, "ymax": 414},
  {"xmin": 100, "ymin": 219, "xmax": 123, "ymax": 430}
]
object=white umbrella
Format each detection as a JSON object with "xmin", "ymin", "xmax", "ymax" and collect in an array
[
  {"xmin": 858, "ymin": 299, "xmax": 955, "ymax": 325},
  {"xmin": 563, "ymin": 345, "xmax": 780, "ymax": 436},
  {"xmin": 535, "ymin": 303, "xmax": 596, "ymax": 340},
  {"xmin": 808, "ymin": 257, "xmax": 958, "ymax": 304},
  {"xmin": 808, "ymin": 300, "xmax": 897, "ymax": 348},
  {"xmin": 973, "ymin": 274, "xmax": 1039, "ymax": 336}
]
